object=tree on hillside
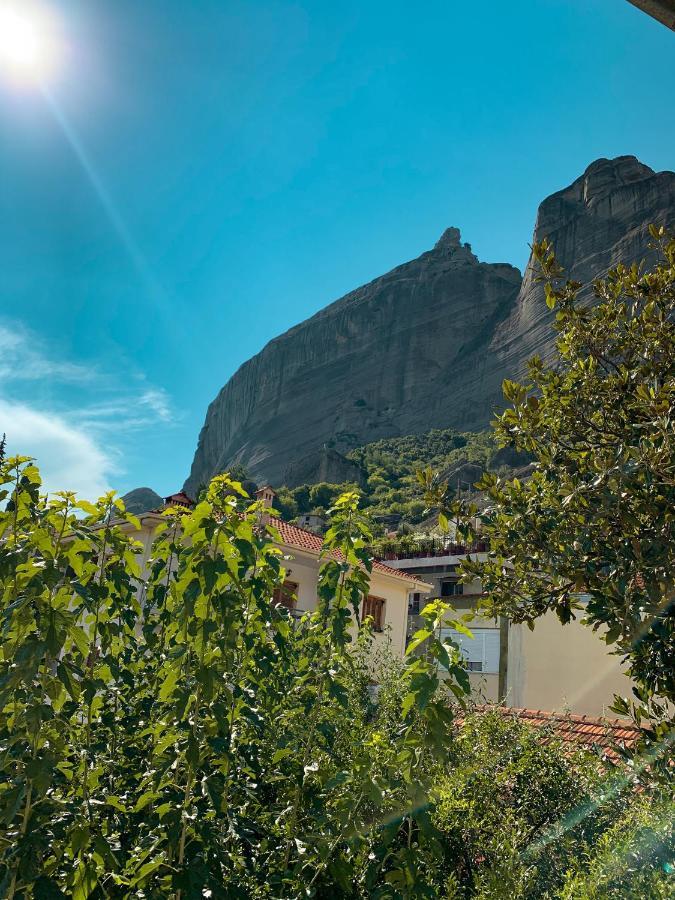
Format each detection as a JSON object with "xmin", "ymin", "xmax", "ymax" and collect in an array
[{"xmin": 429, "ymin": 228, "xmax": 675, "ymax": 739}]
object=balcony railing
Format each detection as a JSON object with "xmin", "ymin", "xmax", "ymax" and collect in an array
[{"xmin": 372, "ymin": 536, "xmax": 488, "ymax": 561}]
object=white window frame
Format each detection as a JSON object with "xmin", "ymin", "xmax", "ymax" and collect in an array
[{"xmin": 440, "ymin": 626, "xmax": 500, "ymax": 674}]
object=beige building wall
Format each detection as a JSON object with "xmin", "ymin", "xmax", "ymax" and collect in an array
[
  {"xmin": 281, "ymin": 546, "xmax": 410, "ymax": 660},
  {"xmin": 506, "ymin": 613, "xmax": 632, "ymax": 717},
  {"xmin": 127, "ymin": 516, "xmax": 413, "ymax": 664},
  {"xmin": 466, "ymin": 672, "xmax": 500, "ymax": 702}
]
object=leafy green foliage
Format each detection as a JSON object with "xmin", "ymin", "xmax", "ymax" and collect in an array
[
  {"xmin": 429, "ymin": 229, "xmax": 675, "ymax": 742},
  {"xmin": 0, "ymin": 456, "xmax": 467, "ymax": 897},
  {"xmin": 558, "ymin": 792, "xmax": 675, "ymax": 899},
  {"xmin": 433, "ymin": 711, "xmax": 674, "ymax": 899},
  {"xmin": 275, "ymin": 429, "xmax": 500, "ymax": 527}
]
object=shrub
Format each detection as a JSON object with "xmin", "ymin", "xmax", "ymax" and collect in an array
[
  {"xmin": 345, "ymin": 690, "xmax": 673, "ymax": 898},
  {"xmin": 0, "ymin": 457, "xmax": 467, "ymax": 897}
]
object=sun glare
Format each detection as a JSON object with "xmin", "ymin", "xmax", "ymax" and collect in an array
[{"xmin": 0, "ymin": 2, "xmax": 58, "ymax": 82}]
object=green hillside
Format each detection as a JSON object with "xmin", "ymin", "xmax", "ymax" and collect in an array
[{"xmin": 274, "ymin": 428, "xmax": 529, "ymax": 529}]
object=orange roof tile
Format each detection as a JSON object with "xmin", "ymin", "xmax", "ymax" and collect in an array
[
  {"xmin": 465, "ymin": 705, "xmax": 641, "ymax": 763},
  {"xmin": 271, "ymin": 518, "xmax": 430, "ymax": 587}
]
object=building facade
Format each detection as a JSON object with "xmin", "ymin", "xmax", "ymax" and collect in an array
[
  {"xmin": 386, "ymin": 547, "xmax": 632, "ymax": 717},
  {"xmin": 121, "ymin": 499, "xmax": 432, "ymax": 666}
]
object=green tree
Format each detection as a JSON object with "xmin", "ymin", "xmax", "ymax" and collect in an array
[
  {"xmin": 0, "ymin": 456, "xmax": 468, "ymax": 897},
  {"xmin": 434, "ymin": 228, "xmax": 674, "ymax": 741},
  {"xmin": 433, "ymin": 711, "xmax": 673, "ymax": 899}
]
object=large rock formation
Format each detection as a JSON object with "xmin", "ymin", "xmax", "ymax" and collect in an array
[
  {"xmin": 485, "ymin": 155, "xmax": 675, "ymax": 393},
  {"xmin": 283, "ymin": 447, "xmax": 368, "ymax": 489},
  {"xmin": 185, "ymin": 228, "xmax": 521, "ymax": 493},
  {"xmin": 185, "ymin": 156, "xmax": 675, "ymax": 494},
  {"xmin": 121, "ymin": 487, "xmax": 163, "ymax": 515}
]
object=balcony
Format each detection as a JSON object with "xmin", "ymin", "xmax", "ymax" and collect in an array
[{"xmin": 372, "ymin": 535, "xmax": 488, "ymax": 561}]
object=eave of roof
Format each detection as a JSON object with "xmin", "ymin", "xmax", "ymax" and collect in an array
[
  {"xmin": 271, "ymin": 518, "xmax": 433, "ymax": 590},
  {"xmin": 113, "ymin": 511, "xmax": 433, "ymax": 590},
  {"xmin": 463, "ymin": 705, "xmax": 641, "ymax": 763}
]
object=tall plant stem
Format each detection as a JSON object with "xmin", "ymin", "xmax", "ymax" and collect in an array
[
  {"xmin": 7, "ymin": 721, "xmax": 39, "ymax": 900},
  {"xmin": 7, "ymin": 479, "xmax": 70, "ymax": 899},
  {"xmin": 282, "ymin": 553, "xmax": 350, "ymax": 871},
  {"xmin": 82, "ymin": 501, "xmax": 113, "ymax": 819},
  {"xmin": 175, "ymin": 523, "xmax": 221, "ymax": 900}
]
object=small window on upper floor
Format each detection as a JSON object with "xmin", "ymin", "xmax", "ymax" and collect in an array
[
  {"xmin": 408, "ymin": 592, "xmax": 421, "ymax": 615},
  {"xmin": 362, "ymin": 595, "xmax": 386, "ymax": 632},
  {"xmin": 441, "ymin": 580, "xmax": 463, "ymax": 597}
]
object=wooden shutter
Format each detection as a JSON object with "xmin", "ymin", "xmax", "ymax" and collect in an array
[
  {"xmin": 273, "ymin": 580, "xmax": 298, "ymax": 612},
  {"xmin": 362, "ymin": 596, "xmax": 385, "ymax": 632}
]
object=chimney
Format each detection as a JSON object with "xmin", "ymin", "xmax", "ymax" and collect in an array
[
  {"xmin": 255, "ymin": 485, "xmax": 276, "ymax": 509},
  {"xmin": 255, "ymin": 485, "xmax": 277, "ymax": 525}
]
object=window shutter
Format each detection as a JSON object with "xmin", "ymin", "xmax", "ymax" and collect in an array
[
  {"xmin": 273, "ymin": 581, "xmax": 298, "ymax": 612},
  {"xmin": 482, "ymin": 629, "xmax": 500, "ymax": 674},
  {"xmin": 440, "ymin": 627, "xmax": 500, "ymax": 674},
  {"xmin": 363, "ymin": 596, "xmax": 385, "ymax": 632}
]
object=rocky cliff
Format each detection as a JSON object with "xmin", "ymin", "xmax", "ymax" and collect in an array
[
  {"xmin": 121, "ymin": 487, "xmax": 163, "ymax": 515},
  {"xmin": 184, "ymin": 227, "xmax": 521, "ymax": 493},
  {"xmin": 485, "ymin": 155, "xmax": 675, "ymax": 392},
  {"xmin": 184, "ymin": 156, "xmax": 675, "ymax": 494}
]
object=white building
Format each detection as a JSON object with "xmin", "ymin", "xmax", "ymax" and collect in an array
[{"xmin": 123, "ymin": 488, "xmax": 432, "ymax": 665}]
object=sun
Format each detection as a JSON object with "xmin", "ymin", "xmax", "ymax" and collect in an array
[{"xmin": 0, "ymin": 2, "xmax": 57, "ymax": 82}]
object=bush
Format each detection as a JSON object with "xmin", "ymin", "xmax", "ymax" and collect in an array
[
  {"xmin": 0, "ymin": 457, "xmax": 467, "ymax": 897},
  {"xmin": 433, "ymin": 711, "xmax": 627, "ymax": 897}
]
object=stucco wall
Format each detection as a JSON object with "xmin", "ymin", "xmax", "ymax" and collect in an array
[
  {"xmin": 467, "ymin": 672, "xmax": 500, "ymax": 702},
  {"xmin": 130, "ymin": 519, "xmax": 411, "ymax": 665},
  {"xmin": 506, "ymin": 613, "xmax": 632, "ymax": 716},
  {"xmin": 282, "ymin": 546, "xmax": 409, "ymax": 661}
]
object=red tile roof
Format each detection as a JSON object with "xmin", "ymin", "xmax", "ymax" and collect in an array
[
  {"xmin": 467, "ymin": 706, "xmax": 641, "ymax": 762},
  {"xmin": 271, "ymin": 518, "xmax": 430, "ymax": 586}
]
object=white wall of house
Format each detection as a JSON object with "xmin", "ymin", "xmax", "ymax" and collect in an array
[{"xmin": 280, "ymin": 546, "xmax": 411, "ymax": 661}]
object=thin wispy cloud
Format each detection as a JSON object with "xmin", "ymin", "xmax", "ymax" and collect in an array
[
  {"xmin": 77, "ymin": 387, "xmax": 174, "ymax": 431},
  {"xmin": 140, "ymin": 388, "xmax": 172, "ymax": 423},
  {"xmin": 0, "ymin": 321, "xmax": 95, "ymax": 384},
  {"xmin": 0, "ymin": 320, "xmax": 175, "ymax": 497}
]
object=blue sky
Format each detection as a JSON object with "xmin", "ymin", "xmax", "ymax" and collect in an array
[{"xmin": 1, "ymin": 0, "xmax": 673, "ymax": 498}]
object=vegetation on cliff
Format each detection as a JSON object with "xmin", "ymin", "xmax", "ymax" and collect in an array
[{"xmin": 274, "ymin": 428, "xmax": 514, "ymax": 528}]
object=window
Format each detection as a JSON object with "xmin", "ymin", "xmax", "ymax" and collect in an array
[
  {"xmin": 441, "ymin": 580, "xmax": 463, "ymax": 597},
  {"xmin": 272, "ymin": 580, "xmax": 298, "ymax": 612},
  {"xmin": 362, "ymin": 595, "xmax": 386, "ymax": 632},
  {"xmin": 439, "ymin": 627, "xmax": 500, "ymax": 674},
  {"xmin": 408, "ymin": 592, "xmax": 421, "ymax": 615}
]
